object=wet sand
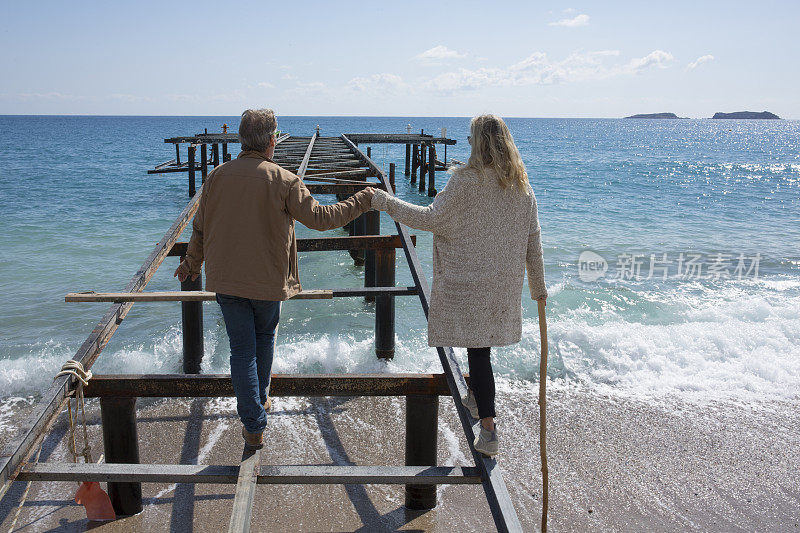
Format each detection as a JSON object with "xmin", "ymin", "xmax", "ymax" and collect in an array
[{"xmin": 1, "ymin": 384, "xmax": 799, "ymax": 532}]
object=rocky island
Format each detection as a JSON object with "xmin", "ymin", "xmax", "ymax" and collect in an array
[
  {"xmin": 625, "ymin": 113, "xmax": 686, "ymax": 119},
  {"xmin": 711, "ymin": 111, "xmax": 780, "ymax": 119}
]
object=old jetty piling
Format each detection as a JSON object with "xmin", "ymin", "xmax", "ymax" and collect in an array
[{"xmin": 0, "ymin": 127, "xmax": 527, "ymax": 532}]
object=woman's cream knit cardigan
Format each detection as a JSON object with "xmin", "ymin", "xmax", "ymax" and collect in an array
[{"xmin": 372, "ymin": 166, "xmax": 547, "ymax": 348}]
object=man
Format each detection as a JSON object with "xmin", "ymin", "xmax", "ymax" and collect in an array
[{"xmin": 175, "ymin": 109, "xmax": 375, "ymax": 448}]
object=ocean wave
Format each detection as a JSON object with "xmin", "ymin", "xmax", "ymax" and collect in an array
[
  {"xmin": 3, "ymin": 281, "xmax": 799, "ymax": 406},
  {"xmin": 532, "ymin": 290, "xmax": 800, "ymax": 401}
]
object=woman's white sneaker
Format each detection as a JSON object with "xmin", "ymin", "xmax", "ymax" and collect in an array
[
  {"xmin": 461, "ymin": 389, "xmax": 480, "ymax": 419},
  {"xmin": 474, "ymin": 425, "xmax": 499, "ymax": 456}
]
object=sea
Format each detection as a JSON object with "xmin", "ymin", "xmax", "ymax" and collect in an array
[{"xmin": 1, "ymin": 115, "xmax": 799, "ymax": 432}]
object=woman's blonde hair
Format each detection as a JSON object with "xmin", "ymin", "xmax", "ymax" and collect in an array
[{"xmin": 464, "ymin": 114, "xmax": 530, "ymax": 195}]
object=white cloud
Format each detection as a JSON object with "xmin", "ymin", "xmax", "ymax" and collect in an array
[
  {"xmin": 625, "ymin": 50, "xmax": 674, "ymax": 72},
  {"xmin": 256, "ymin": 82, "xmax": 275, "ymax": 89},
  {"xmin": 294, "ymin": 81, "xmax": 326, "ymax": 96},
  {"xmin": 426, "ymin": 68, "xmax": 506, "ymax": 92},
  {"xmin": 426, "ymin": 49, "xmax": 672, "ymax": 93},
  {"xmin": 14, "ymin": 92, "xmax": 82, "ymax": 101},
  {"xmin": 687, "ymin": 54, "xmax": 714, "ymax": 70},
  {"xmin": 110, "ymin": 93, "xmax": 152, "ymax": 102},
  {"xmin": 548, "ymin": 13, "xmax": 589, "ymax": 27},
  {"xmin": 348, "ymin": 73, "xmax": 406, "ymax": 94},
  {"xmin": 414, "ymin": 45, "xmax": 466, "ymax": 62}
]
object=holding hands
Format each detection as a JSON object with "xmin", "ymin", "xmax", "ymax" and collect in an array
[{"xmin": 173, "ymin": 263, "xmax": 199, "ymax": 283}]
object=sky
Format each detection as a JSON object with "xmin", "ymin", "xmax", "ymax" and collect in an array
[{"xmin": 1, "ymin": 1, "xmax": 798, "ymax": 118}]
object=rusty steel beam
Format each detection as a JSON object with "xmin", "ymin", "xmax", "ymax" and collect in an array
[
  {"xmin": 81, "ymin": 373, "xmax": 462, "ymax": 398},
  {"xmin": 18, "ymin": 463, "xmax": 481, "ymax": 486},
  {"xmin": 344, "ymin": 134, "xmax": 456, "ymax": 145},
  {"xmin": 168, "ymin": 235, "xmax": 416, "ymax": 257}
]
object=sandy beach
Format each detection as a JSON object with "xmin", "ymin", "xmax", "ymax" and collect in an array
[{"xmin": 2, "ymin": 382, "xmax": 798, "ymax": 532}]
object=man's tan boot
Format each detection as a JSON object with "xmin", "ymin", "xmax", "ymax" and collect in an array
[{"xmin": 241, "ymin": 426, "xmax": 264, "ymax": 449}]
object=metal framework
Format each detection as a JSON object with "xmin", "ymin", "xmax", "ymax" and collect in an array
[{"xmin": 0, "ymin": 129, "xmax": 525, "ymax": 532}]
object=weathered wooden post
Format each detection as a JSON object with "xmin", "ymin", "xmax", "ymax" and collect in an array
[
  {"xmin": 175, "ymin": 144, "xmax": 181, "ymax": 166},
  {"xmin": 419, "ymin": 144, "xmax": 427, "ymax": 192},
  {"xmin": 201, "ymin": 143, "xmax": 208, "ymax": 183},
  {"xmin": 100, "ymin": 397, "xmax": 142, "ymax": 516},
  {"xmin": 364, "ymin": 210, "xmax": 380, "ymax": 302},
  {"xmin": 405, "ymin": 144, "xmax": 411, "ymax": 176},
  {"xmin": 405, "ymin": 394, "xmax": 439, "ymax": 509},
  {"xmin": 375, "ymin": 248, "xmax": 395, "ymax": 359},
  {"xmin": 366, "ymin": 146, "xmax": 371, "ymax": 158},
  {"xmin": 188, "ymin": 145, "xmax": 197, "ymax": 197},
  {"xmin": 212, "ymin": 143, "xmax": 219, "ymax": 167},
  {"xmin": 428, "ymin": 144, "xmax": 437, "ymax": 197},
  {"xmin": 389, "ymin": 163, "xmax": 396, "ymax": 193},
  {"xmin": 181, "ymin": 273, "xmax": 204, "ymax": 374},
  {"xmin": 222, "ymin": 143, "xmax": 230, "ymax": 162},
  {"xmin": 411, "ymin": 144, "xmax": 419, "ymax": 184}
]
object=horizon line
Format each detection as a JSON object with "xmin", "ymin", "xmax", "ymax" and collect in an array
[{"xmin": 0, "ymin": 113, "xmax": 796, "ymax": 120}]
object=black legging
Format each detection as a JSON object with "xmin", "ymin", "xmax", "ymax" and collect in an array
[{"xmin": 467, "ymin": 347, "xmax": 495, "ymax": 419}]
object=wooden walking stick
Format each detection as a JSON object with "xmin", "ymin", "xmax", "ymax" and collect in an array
[{"xmin": 538, "ymin": 299, "xmax": 549, "ymax": 532}]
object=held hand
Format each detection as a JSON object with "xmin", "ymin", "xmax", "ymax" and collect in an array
[
  {"xmin": 174, "ymin": 262, "xmax": 200, "ymax": 283},
  {"xmin": 174, "ymin": 266, "xmax": 188, "ymax": 283},
  {"xmin": 362, "ymin": 186, "xmax": 376, "ymax": 199}
]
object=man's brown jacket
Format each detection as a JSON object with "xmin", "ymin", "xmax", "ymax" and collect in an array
[{"xmin": 178, "ymin": 151, "xmax": 372, "ymax": 300}]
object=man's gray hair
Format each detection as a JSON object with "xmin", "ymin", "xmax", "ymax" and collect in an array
[{"xmin": 238, "ymin": 108, "xmax": 277, "ymax": 152}]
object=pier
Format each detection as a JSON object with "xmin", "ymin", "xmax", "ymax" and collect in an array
[{"xmin": 0, "ymin": 127, "xmax": 528, "ymax": 532}]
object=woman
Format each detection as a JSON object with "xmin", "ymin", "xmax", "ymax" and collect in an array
[{"xmin": 371, "ymin": 114, "xmax": 547, "ymax": 456}]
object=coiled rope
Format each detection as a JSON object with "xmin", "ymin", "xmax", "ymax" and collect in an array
[
  {"xmin": 538, "ymin": 300, "xmax": 549, "ymax": 532},
  {"xmin": 6, "ymin": 360, "xmax": 94, "ymax": 533},
  {"xmin": 55, "ymin": 360, "xmax": 94, "ymax": 464}
]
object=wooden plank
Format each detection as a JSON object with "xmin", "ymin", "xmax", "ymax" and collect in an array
[
  {"xmin": 66, "ymin": 290, "xmax": 334, "ymax": 302},
  {"xmin": 18, "ymin": 463, "xmax": 480, "ymax": 485},
  {"xmin": 147, "ymin": 165, "xmax": 202, "ymax": 175},
  {"xmin": 81, "ymin": 373, "xmax": 464, "ymax": 399},
  {"xmin": 257, "ymin": 465, "xmax": 479, "ymax": 485},
  {"xmin": 307, "ymin": 156, "xmax": 363, "ymax": 162},
  {"xmin": 66, "ymin": 287, "xmax": 414, "ymax": 303},
  {"xmin": 302, "ymin": 176, "xmax": 372, "ymax": 185},
  {"xmin": 340, "ymin": 135, "xmax": 523, "ymax": 532},
  {"xmin": 295, "ymin": 132, "xmax": 317, "ymax": 178},
  {"xmin": 302, "ymin": 169, "xmax": 371, "ymax": 180},
  {"xmin": 0, "ymin": 186, "xmax": 203, "ymax": 499},
  {"xmin": 20, "ymin": 462, "xmax": 240, "ymax": 484},
  {"xmin": 168, "ymin": 235, "xmax": 416, "ymax": 256},
  {"xmin": 155, "ymin": 159, "xmax": 177, "ymax": 170},
  {"xmin": 308, "ymin": 159, "xmax": 363, "ymax": 167},
  {"xmin": 228, "ymin": 447, "xmax": 261, "ymax": 533}
]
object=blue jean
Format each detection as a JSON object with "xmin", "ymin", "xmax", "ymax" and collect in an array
[{"xmin": 216, "ymin": 294, "xmax": 281, "ymax": 434}]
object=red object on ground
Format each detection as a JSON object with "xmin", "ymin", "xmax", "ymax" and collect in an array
[{"xmin": 74, "ymin": 481, "xmax": 116, "ymax": 521}]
